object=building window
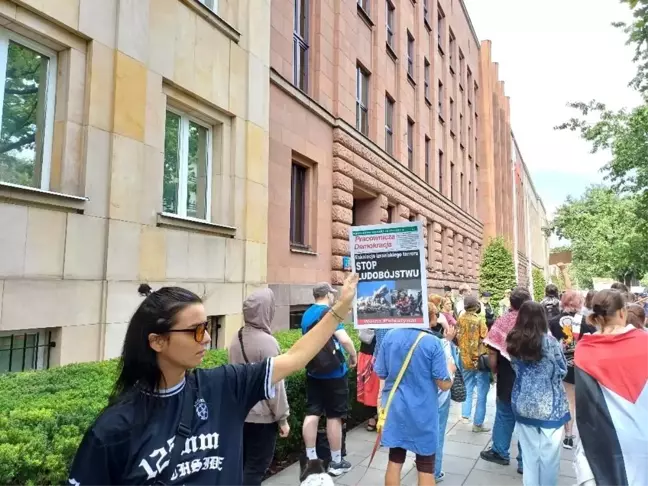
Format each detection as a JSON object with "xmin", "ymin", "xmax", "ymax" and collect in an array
[
  {"xmin": 407, "ymin": 118, "xmax": 414, "ymax": 169},
  {"xmin": 358, "ymin": 0, "xmax": 370, "ymax": 14},
  {"xmin": 460, "ymin": 113, "xmax": 464, "ymax": 145},
  {"xmin": 0, "ymin": 31, "xmax": 57, "ymax": 191},
  {"xmin": 437, "ymin": 4, "xmax": 445, "ymax": 53},
  {"xmin": 424, "ymin": 58, "xmax": 430, "ymax": 101},
  {"xmin": 425, "ymin": 136, "xmax": 431, "ymax": 183},
  {"xmin": 386, "ymin": 1, "xmax": 395, "ymax": 50},
  {"xmin": 468, "ymin": 180, "xmax": 472, "ymax": 212},
  {"xmin": 449, "ymin": 97, "xmax": 455, "ymax": 133},
  {"xmin": 423, "ymin": 0, "xmax": 430, "ymax": 26},
  {"xmin": 387, "ymin": 205, "xmax": 395, "ymax": 223},
  {"xmin": 407, "ymin": 31, "xmax": 415, "ymax": 78},
  {"xmin": 450, "ymin": 162, "xmax": 455, "ymax": 201},
  {"xmin": 460, "ymin": 172, "xmax": 464, "ymax": 206},
  {"xmin": 437, "ymin": 81, "xmax": 444, "ymax": 119},
  {"xmin": 438, "ymin": 150, "xmax": 444, "ymax": 193},
  {"xmin": 163, "ymin": 109, "xmax": 212, "ymax": 221},
  {"xmin": 293, "ymin": 0, "xmax": 309, "ymax": 92},
  {"xmin": 0, "ymin": 330, "xmax": 54, "ymax": 373},
  {"xmin": 289, "ymin": 305, "xmax": 309, "ymax": 330},
  {"xmin": 449, "ymin": 29, "xmax": 456, "ymax": 73},
  {"xmin": 385, "ymin": 94, "xmax": 394, "ymax": 155},
  {"xmin": 356, "ymin": 65, "xmax": 369, "ymax": 135},
  {"xmin": 197, "ymin": 0, "xmax": 218, "ymax": 12},
  {"xmin": 290, "ymin": 162, "xmax": 308, "ymax": 246},
  {"xmin": 459, "ymin": 49, "xmax": 465, "ymax": 86}
]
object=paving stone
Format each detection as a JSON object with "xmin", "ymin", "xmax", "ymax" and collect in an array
[
  {"xmin": 560, "ymin": 459, "xmax": 577, "ymax": 478},
  {"xmin": 445, "ymin": 428, "xmax": 492, "ymax": 446},
  {"xmin": 345, "ymin": 437, "xmax": 379, "ymax": 456},
  {"xmin": 443, "ymin": 441, "xmax": 487, "ymax": 459},
  {"xmin": 334, "ymin": 466, "xmax": 385, "ymax": 485},
  {"xmin": 347, "ymin": 425, "xmax": 380, "ymax": 443},
  {"xmin": 464, "ymin": 469, "xmax": 523, "ymax": 486},
  {"xmin": 358, "ymin": 449, "xmax": 414, "ymax": 474},
  {"xmin": 557, "ymin": 474, "xmax": 577, "ymax": 486},
  {"xmin": 403, "ymin": 469, "xmax": 467, "ymax": 486},
  {"xmin": 473, "ymin": 457, "xmax": 522, "ymax": 477},
  {"xmin": 266, "ymin": 463, "xmax": 300, "ymax": 485},
  {"xmin": 438, "ymin": 454, "xmax": 477, "ymax": 475}
]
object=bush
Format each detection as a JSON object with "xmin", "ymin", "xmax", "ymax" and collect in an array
[
  {"xmin": 0, "ymin": 325, "xmax": 363, "ymax": 485},
  {"xmin": 532, "ymin": 267, "xmax": 546, "ymax": 302},
  {"xmin": 479, "ymin": 237, "xmax": 517, "ymax": 306}
]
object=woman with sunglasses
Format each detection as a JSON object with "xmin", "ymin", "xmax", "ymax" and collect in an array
[{"xmin": 68, "ymin": 273, "xmax": 359, "ymax": 486}]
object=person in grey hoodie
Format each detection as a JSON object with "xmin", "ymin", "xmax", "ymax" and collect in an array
[{"xmin": 229, "ymin": 288, "xmax": 290, "ymax": 486}]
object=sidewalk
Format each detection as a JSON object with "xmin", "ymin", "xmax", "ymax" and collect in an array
[{"xmin": 264, "ymin": 387, "xmax": 577, "ymax": 485}]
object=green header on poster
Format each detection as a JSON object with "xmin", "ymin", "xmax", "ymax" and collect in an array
[{"xmin": 352, "ymin": 225, "xmax": 418, "ymax": 236}]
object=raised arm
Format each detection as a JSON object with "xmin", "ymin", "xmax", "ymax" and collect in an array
[{"xmin": 272, "ymin": 273, "xmax": 359, "ymax": 384}]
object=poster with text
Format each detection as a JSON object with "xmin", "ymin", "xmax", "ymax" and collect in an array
[{"xmin": 350, "ymin": 221, "xmax": 429, "ymax": 329}]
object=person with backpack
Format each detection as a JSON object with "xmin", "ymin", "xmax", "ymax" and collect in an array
[
  {"xmin": 301, "ymin": 283, "xmax": 357, "ymax": 477},
  {"xmin": 228, "ymin": 289, "xmax": 290, "ymax": 486},
  {"xmin": 67, "ymin": 273, "xmax": 359, "ymax": 486},
  {"xmin": 541, "ymin": 284, "xmax": 561, "ymax": 321}
]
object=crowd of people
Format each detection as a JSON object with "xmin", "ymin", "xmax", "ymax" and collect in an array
[{"xmin": 65, "ymin": 272, "xmax": 648, "ymax": 486}]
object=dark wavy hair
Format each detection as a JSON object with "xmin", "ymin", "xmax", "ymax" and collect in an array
[
  {"xmin": 584, "ymin": 290, "xmax": 596, "ymax": 310},
  {"xmin": 545, "ymin": 284, "xmax": 559, "ymax": 299},
  {"xmin": 626, "ymin": 304, "xmax": 646, "ymax": 329},
  {"xmin": 109, "ymin": 284, "xmax": 202, "ymax": 404},
  {"xmin": 588, "ymin": 289, "xmax": 626, "ymax": 329},
  {"xmin": 506, "ymin": 301, "xmax": 548, "ymax": 362}
]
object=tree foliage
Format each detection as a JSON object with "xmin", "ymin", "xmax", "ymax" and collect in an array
[
  {"xmin": 552, "ymin": 186, "xmax": 648, "ymax": 287},
  {"xmin": 532, "ymin": 267, "xmax": 546, "ymax": 301},
  {"xmin": 479, "ymin": 237, "xmax": 517, "ymax": 305}
]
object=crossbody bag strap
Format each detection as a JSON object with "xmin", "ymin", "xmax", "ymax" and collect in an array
[
  {"xmin": 377, "ymin": 331, "xmax": 426, "ymax": 431},
  {"xmin": 154, "ymin": 373, "xmax": 196, "ymax": 485},
  {"xmin": 238, "ymin": 328, "xmax": 278, "ymax": 423}
]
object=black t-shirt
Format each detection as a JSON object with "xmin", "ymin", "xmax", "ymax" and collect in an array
[
  {"xmin": 68, "ymin": 359, "xmax": 274, "ymax": 485},
  {"xmin": 548, "ymin": 312, "xmax": 596, "ymax": 384},
  {"xmin": 495, "ymin": 352, "xmax": 515, "ymax": 403}
]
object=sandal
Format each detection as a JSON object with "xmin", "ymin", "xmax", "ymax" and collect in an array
[{"xmin": 366, "ymin": 417, "xmax": 377, "ymax": 431}]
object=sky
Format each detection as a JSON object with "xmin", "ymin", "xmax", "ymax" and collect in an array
[{"xmin": 464, "ymin": 0, "xmax": 643, "ymax": 244}]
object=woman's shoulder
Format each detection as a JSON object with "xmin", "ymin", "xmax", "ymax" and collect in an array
[{"xmin": 89, "ymin": 398, "xmax": 141, "ymax": 444}]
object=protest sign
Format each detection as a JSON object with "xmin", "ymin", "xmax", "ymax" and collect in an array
[{"xmin": 350, "ymin": 221, "xmax": 429, "ymax": 329}]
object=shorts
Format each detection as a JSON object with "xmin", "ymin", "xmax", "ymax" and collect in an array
[
  {"xmin": 388, "ymin": 448, "xmax": 435, "ymax": 474},
  {"xmin": 306, "ymin": 375, "xmax": 349, "ymax": 418}
]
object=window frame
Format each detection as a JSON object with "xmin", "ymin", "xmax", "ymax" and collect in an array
[
  {"xmin": 386, "ymin": 0, "xmax": 395, "ymax": 51},
  {"xmin": 437, "ymin": 4, "xmax": 445, "ymax": 54},
  {"xmin": 163, "ymin": 107, "xmax": 213, "ymax": 222},
  {"xmin": 424, "ymin": 136, "xmax": 431, "ymax": 183},
  {"xmin": 437, "ymin": 80, "xmax": 444, "ymax": 120},
  {"xmin": 423, "ymin": 0, "xmax": 430, "ymax": 28},
  {"xmin": 438, "ymin": 150, "xmax": 444, "ymax": 194},
  {"xmin": 357, "ymin": 0, "xmax": 371, "ymax": 15},
  {"xmin": 0, "ymin": 329, "xmax": 54, "ymax": 374},
  {"xmin": 293, "ymin": 0, "xmax": 309, "ymax": 92},
  {"xmin": 449, "ymin": 28, "xmax": 456, "ymax": 74},
  {"xmin": 356, "ymin": 65, "xmax": 369, "ymax": 136},
  {"xmin": 197, "ymin": 0, "xmax": 219, "ymax": 13},
  {"xmin": 407, "ymin": 117, "xmax": 414, "ymax": 170},
  {"xmin": 0, "ymin": 28, "xmax": 58, "ymax": 192},
  {"xmin": 407, "ymin": 30, "xmax": 415, "ymax": 79},
  {"xmin": 424, "ymin": 58, "xmax": 430, "ymax": 102},
  {"xmin": 385, "ymin": 94, "xmax": 394, "ymax": 155},
  {"xmin": 450, "ymin": 161, "xmax": 455, "ymax": 202},
  {"xmin": 290, "ymin": 161, "xmax": 308, "ymax": 247}
]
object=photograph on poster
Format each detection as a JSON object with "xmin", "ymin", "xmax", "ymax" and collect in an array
[{"xmin": 350, "ymin": 222, "xmax": 428, "ymax": 329}]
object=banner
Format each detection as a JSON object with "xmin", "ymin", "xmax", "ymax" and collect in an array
[{"xmin": 350, "ymin": 221, "xmax": 429, "ymax": 329}]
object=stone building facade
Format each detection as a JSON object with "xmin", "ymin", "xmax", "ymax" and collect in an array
[
  {"xmin": 0, "ymin": 0, "xmax": 270, "ymax": 371},
  {"xmin": 268, "ymin": 0, "xmax": 486, "ymax": 329}
]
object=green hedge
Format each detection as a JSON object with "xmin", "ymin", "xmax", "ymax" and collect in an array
[
  {"xmin": 532, "ymin": 267, "xmax": 546, "ymax": 302},
  {"xmin": 0, "ymin": 325, "xmax": 363, "ymax": 485},
  {"xmin": 479, "ymin": 237, "xmax": 517, "ymax": 306}
]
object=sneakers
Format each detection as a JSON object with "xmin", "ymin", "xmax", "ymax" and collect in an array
[
  {"xmin": 472, "ymin": 424, "xmax": 491, "ymax": 433},
  {"xmin": 328, "ymin": 459, "xmax": 352, "ymax": 477},
  {"xmin": 480, "ymin": 448, "xmax": 510, "ymax": 466},
  {"xmin": 435, "ymin": 471, "xmax": 446, "ymax": 483},
  {"xmin": 563, "ymin": 436, "xmax": 575, "ymax": 450},
  {"xmin": 461, "ymin": 417, "xmax": 471, "ymax": 424},
  {"xmin": 517, "ymin": 467, "xmax": 523, "ymax": 475}
]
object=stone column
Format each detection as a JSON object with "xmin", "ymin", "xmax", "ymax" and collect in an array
[
  {"xmin": 455, "ymin": 233, "xmax": 464, "ymax": 278},
  {"xmin": 445, "ymin": 228, "xmax": 455, "ymax": 274},
  {"xmin": 465, "ymin": 238, "xmax": 473, "ymax": 278},
  {"xmin": 473, "ymin": 241, "xmax": 481, "ymax": 276},
  {"xmin": 397, "ymin": 204, "xmax": 410, "ymax": 222},
  {"xmin": 433, "ymin": 223, "xmax": 443, "ymax": 272},
  {"xmin": 331, "ymin": 168, "xmax": 353, "ymax": 285}
]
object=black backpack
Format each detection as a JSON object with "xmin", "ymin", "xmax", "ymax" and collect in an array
[
  {"xmin": 543, "ymin": 300, "xmax": 561, "ymax": 321},
  {"xmin": 304, "ymin": 308, "xmax": 345, "ymax": 375}
]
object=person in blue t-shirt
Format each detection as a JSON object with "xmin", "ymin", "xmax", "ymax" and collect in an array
[{"xmin": 301, "ymin": 282, "xmax": 357, "ymax": 477}]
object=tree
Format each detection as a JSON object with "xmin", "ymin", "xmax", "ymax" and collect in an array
[
  {"xmin": 552, "ymin": 186, "xmax": 648, "ymax": 287},
  {"xmin": 532, "ymin": 267, "xmax": 546, "ymax": 301},
  {"xmin": 479, "ymin": 237, "xmax": 517, "ymax": 305}
]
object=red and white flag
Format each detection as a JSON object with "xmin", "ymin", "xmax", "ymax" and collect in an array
[{"xmin": 574, "ymin": 328, "xmax": 648, "ymax": 486}]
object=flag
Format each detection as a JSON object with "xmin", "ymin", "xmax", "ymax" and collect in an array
[{"xmin": 574, "ymin": 328, "xmax": 648, "ymax": 486}]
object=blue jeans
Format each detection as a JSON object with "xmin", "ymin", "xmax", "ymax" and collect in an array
[
  {"xmin": 461, "ymin": 370, "xmax": 490, "ymax": 426},
  {"xmin": 435, "ymin": 396, "xmax": 451, "ymax": 477},
  {"xmin": 492, "ymin": 398, "xmax": 523, "ymax": 469}
]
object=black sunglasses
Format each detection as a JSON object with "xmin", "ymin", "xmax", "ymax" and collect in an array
[{"xmin": 166, "ymin": 321, "xmax": 209, "ymax": 343}]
